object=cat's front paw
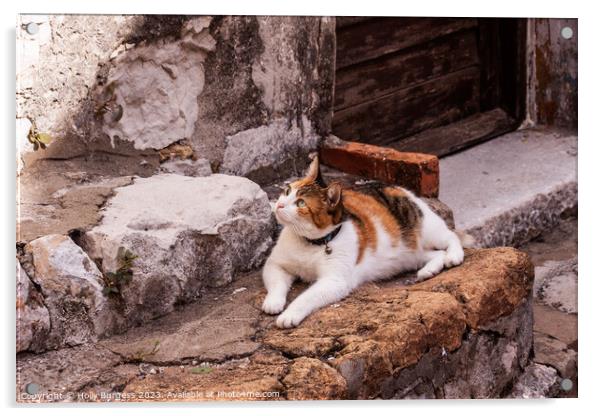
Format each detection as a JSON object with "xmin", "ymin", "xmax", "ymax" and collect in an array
[
  {"xmin": 276, "ymin": 308, "xmax": 306, "ymax": 328},
  {"xmin": 444, "ymin": 248, "xmax": 464, "ymax": 268},
  {"xmin": 416, "ymin": 266, "xmax": 438, "ymax": 281},
  {"xmin": 262, "ymin": 295, "xmax": 286, "ymax": 315}
]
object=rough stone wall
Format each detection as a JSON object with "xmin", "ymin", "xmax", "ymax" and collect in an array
[
  {"xmin": 197, "ymin": 16, "xmax": 335, "ymax": 182},
  {"xmin": 16, "ymin": 15, "xmax": 336, "ymax": 183},
  {"xmin": 526, "ymin": 18, "xmax": 577, "ymax": 130},
  {"xmin": 383, "ymin": 298, "xmax": 533, "ymax": 399}
]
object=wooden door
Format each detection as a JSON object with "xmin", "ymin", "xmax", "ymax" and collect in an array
[{"xmin": 333, "ymin": 17, "xmax": 526, "ymax": 156}]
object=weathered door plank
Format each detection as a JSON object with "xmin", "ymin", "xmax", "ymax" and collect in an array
[
  {"xmin": 332, "ymin": 66, "xmax": 481, "ymax": 145},
  {"xmin": 336, "ymin": 17, "xmax": 478, "ymax": 69},
  {"xmin": 335, "ymin": 29, "xmax": 479, "ymax": 111}
]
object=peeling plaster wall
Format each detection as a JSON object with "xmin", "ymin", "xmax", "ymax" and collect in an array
[
  {"xmin": 16, "ymin": 15, "xmax": 336, "ymax": 183},
  {"xmin": 102, "ymin": 17, "xmax": 216, "ymax": 150}
]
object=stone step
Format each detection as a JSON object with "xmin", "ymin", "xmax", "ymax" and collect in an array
[
  {"xmin": 17, "ymin": 247, "xmax": 536, "ymax": 402},
  {"xmin": 438, "ymin": 127, "xmax": 577, "ymax": 248}
]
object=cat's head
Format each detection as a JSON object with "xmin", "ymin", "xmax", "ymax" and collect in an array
[{"xmin": 274, "ymin": 156, "xmax": 344, "ymax": 239}]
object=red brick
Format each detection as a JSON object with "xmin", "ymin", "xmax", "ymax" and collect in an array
[{"xmin": 319, "ymin": 136, "xmax": 439, "ymax": 197}]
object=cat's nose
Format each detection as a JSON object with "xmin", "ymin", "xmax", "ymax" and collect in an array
[{"xmin": 276, "ymin": 203, "xmax": 284, "ymax": 209}]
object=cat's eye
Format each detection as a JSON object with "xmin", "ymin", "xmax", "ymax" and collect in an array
[
  {"xmin": 284, "ymin": 185, "xmax": 291, "ymax": 196},
  {"xmin": 296, "ymin": 199, "xmax": 306, "ymax": 208}
]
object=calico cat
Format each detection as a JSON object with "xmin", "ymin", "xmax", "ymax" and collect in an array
[{"xmin": 262, "ymin": 156, "xmax": 472, "ymax": 328}]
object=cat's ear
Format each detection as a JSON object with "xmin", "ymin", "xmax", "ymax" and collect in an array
[
  {"xmin": 326, "ymin": 182, "xmax": 342, "ymax": 207},
  {"xmin": 305, "ymin": 154, "xmax": 320, "ymax": 182},
  {"xmin": 305, "ymin": 153, "xmax": 327, "ymax": 187}
]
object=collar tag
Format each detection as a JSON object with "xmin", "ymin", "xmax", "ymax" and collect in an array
[{"xmin": 305, "ymin": 225, "xmax": 342, "ymax": 255}]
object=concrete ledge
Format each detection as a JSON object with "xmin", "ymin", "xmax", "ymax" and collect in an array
[
  {"xmin": 17, "ymin": 247, "xmax": 534, "ymax": 401},
  {"xmin": 320, "ymin": 135, "xmax": 439, "ymax": 197},
  {"xmin": 439, "ymin": 128, "xmax": 577, "ymax": 247}
]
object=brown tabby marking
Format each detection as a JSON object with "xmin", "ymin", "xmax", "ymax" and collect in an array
[{"xmin": 382, "ymin": 186, "xmax": 423, "ymax": 250}]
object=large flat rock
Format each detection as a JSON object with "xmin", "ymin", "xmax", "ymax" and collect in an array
[
  {"xmin": 17, "ymin": 173, "xmax": 277, "ymax": 354},
  {"xmin": 99, "ymin": 277, "xmax": 264, "ymax": 364},
  {"xmin": 82, "ymin": 173, "xmax": 275, "ymax": 326}
]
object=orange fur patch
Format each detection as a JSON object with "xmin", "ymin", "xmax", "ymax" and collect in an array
[
  {"xmin": 382, "ymin": 186, "xmax": 407, "ymax": 199},
  {"xmin": 342, "ymin": 190, "xmax": 402, "ymax": 263},
  {"xmin": 290, "ymin": 177, "xmax": 314, "ymax": 189},
  {"xmin": 286, "ymin": 162, "xmax": 422, "ymax": 258}
]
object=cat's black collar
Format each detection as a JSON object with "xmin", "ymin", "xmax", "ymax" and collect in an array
[{"xmin": 304, "ymin": 225, "xmax": 342, "ymax": 254}]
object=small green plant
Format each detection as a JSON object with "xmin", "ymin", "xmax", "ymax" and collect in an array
[
  {"xmin": 27, "ymin": 121, "xmax": 53, "ymax": 151},
  {"xmin": 190, "ymin": 366, "xmax": 213, "ymax": 375},
  {"xmin": 102, "ymin": 247, "xmax": 138, "ymax": 296}
]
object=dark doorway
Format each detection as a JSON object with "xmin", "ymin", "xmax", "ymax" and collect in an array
[{"xmin": 332, "ymin": 17, "xmax": 527, "ymax": 156}]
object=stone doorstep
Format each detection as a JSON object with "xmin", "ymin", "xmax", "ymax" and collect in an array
[
  {"xmin": 319, "ymin": 135, "xmax": 439, "ymax": 198},
  {"xmin": 17, "ymin": 247, "xmax": 536, "ymax": 402},
  {"xmin": 18, "ymin": 168, "xmax": 458, "ymax": 356},
  {"xmin": 438, "ymin": 127, "xmax": 577, "ymax": 248}
]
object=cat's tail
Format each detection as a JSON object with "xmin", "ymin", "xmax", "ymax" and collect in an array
[{"xmin": 455, "ymin": 230, "xmax": 477, "ymax": 248}]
